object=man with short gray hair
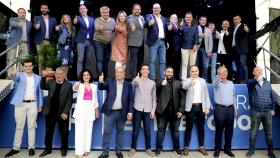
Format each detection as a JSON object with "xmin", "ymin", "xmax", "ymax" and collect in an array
[{"xmin": 94, "ymin": 6, "xmax": 116, "ymax": 78}]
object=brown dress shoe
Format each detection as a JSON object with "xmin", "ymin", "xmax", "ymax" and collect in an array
[
  {"xmin": 146, "ymin": 149, "xmax": 154, "ymax": 157},
  {"xmin": 128, "ymin": 148, "xmax": 136, "ymax": 157},
  {"xmin": 183, "ymin": 148, "xmax": 189, "ymax": 156},
  {"xmin": 198, "ymin": 147, "xmax": 208, "ymax": 156}
]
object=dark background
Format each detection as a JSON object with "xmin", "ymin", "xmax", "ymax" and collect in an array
[{"xmin": 0, "ymin": 0, "xmax": 257, "ymax": 80}]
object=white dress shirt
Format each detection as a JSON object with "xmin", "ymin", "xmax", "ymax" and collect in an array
[
  {"xmin": 232, "ymin": 23, "xmax": 241, "ymax": 46},
  {"xmin": 154, "ymin": 15, "xmax": 165, "ymax": 39},
  {"xmin": 24, "ymin": 74, "xmax": 35, "ymax": 100},
  {"xmin": 44, "ymin": 17, "xmax": 49, "ymax": 39},
  {"xmin": 218, "ymin": 31, "xmax": 227, "ymax": 54},
  {"xmin": 192, "ymin": 78, "xmax": 202, "ymax": 103},
  {"xmin": 83, "ymin": 16, "xmax": 90, "ymax": 38}
]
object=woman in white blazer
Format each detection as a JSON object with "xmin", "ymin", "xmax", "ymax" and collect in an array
[{"xmin": 73, "ymin": 69, "xmax": 99, "ymax": 158}]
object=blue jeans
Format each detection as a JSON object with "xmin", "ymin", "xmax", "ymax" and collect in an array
[
  {"xmin": 249, "ymin": 110, "xmax": 273, "ymax": 151},
  {"xmin": 149, "ymin": 39, "xmax": 166, "ymax": 80},
  {"xmin": 156, "ymin": 112, "xmax": 181, "ymax": 150},
  {"xmin": 197, "ymin": 48, "xmax": 211, "ymax": 81},
  {"xmin": 94, "ymin": 41, "xmax": 111, "ymax": 77},
  {"xmin": 76, "ymin": 40, "xmax": 94, "ymax": 77},
  {"xmin": 102, "ymin": 111, "xmax": 126, "ymax": 155},
  {"xmin": 210, "ymin": 53, "xmax": 217, "ymax": 82},
  {"xmin": 131, "ymin": 109, "xmax": 152, "ymax": 149}
]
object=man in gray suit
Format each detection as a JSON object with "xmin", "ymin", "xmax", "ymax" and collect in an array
[
  {"xmin": 196, "ymin": 16, "xmax": 213, "ymax": 81},
  {"xmin": 127, "ymin": 3, "xmax": 145, "ymax": 79},
  {"xmin": 5, "ymin": 8, "xmax": 32, "ymax": 77}
]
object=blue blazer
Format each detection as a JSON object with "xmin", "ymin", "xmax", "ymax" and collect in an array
[
  {"xmin": 33, "ymin": 15, "xmax": 57, "ymax": 44},
  {"xmin": 74, "ymin": 16, "xmax": 95, "ymax": 44},
  {"xmin": 98, "ymin": 78, "xmax": 134, "ymax": 120},
  {"xmin": 10, "ymin": 72, "xmax": 43, "ymax": 108},
  {"xmin": 5, "ymin": 17, "xmax": 32, "ymax": 48},
  {"xmin": 145, "ymin": 14, "xmax": 168, "ymax": 46}
]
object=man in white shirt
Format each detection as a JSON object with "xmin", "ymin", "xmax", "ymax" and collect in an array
[
  {"xmin": 181, "ymin": 65, "xmax": 211, "ymax": 156},
  {"xmin": 145, "ymin": 3, "xmax": 168, "ymax": 80},
  {"xmin": 5, "ymin": 60, "xmax": 43, "ymax": 157}
]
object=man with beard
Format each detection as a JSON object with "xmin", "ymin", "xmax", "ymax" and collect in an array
[
  {"xmin": 127, "ymin": 3, "xmax": 145, "ymax": 79},
  {"xmin": 33, "ymin": 3, "xmax": 57, "ymax": 75},
  {"xmin": 155, "ymin": 66, "xmax": 184, "ymax": 156}
]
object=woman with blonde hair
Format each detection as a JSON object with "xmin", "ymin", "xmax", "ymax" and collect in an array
[
  {"xmin": 55, "ymin": 14, "xmax": 75, "ymax": 79},
  {"xmin": 73, "ymin": 69, "xmax": 99, "ymax": 158},
  {"xmin": 111, "ymin": 11, "xmax": 128, "ymax": 68}
]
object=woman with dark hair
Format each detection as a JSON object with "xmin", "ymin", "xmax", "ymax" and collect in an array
[
  {"xmin": 56, "ymin": 14, "xmax": 76, "ymax": 79},
  {"xmin": 73, "ymin": 69, "xmax": 99, "ymax": 158}
]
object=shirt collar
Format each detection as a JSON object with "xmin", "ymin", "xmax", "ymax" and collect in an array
[
  {"xmin": 56, "ymin": 80, "xmax": 64, "ymax": 84},
  {"xmin": 101, "ymin": 17, "xmax": 110, "ymax": 23}
]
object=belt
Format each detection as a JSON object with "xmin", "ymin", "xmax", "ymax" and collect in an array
[
  {"xmin": 44, "ymin": 38, "xmax": 50, "ymax": 41},
  {"xmin": 192, "ymin": 103, "xmax": 202, "ymax": 106},
  {"xmin": 23, "ymin": 100, "xmax": 36, "ymax": 103},
  {"xmin": 158, "ymin": 38, "xmax": 164, "ymax": 41},
  {"xmin": 215, "ymin": 103, "xmax": 233, "ymax": 108},
  {"xmin": 22, "ymin": 41, "xmax": 28, "ymax": 43},
  {"xmin": 110, "ymin": 109, "xmax": 122, "ymax": 112}
]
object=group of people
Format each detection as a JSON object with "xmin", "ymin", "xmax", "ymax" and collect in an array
[
  {"xmin": 3, "ymin": 2, "xmax": 277, "ymax": 158},
  {"xmin": 6, "ymin": 2, "xmax": 250, "ymax": 83},
  {"xmin": 4, "ymin": 58, "xmax": 277, "ymax": 158}
]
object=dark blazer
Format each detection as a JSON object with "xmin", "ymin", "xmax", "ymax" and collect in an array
[
  {"xmin": 145, "ymin": 14, "xmax": 168, "ymax": 46},
  {"xmin": 33, "ymin": 15, "xmax": 57, "ymax": 44},
  {"xmin": 223, "ymin": 31, "xmax": 233, "ymax": 54},
  {"xmin": 99, "ymin": 78, "xmax": 134, "ymax": 120},
  {"xmin": 74, "ymin": 15, "xmax": 95, "ymax": 44},
  {"xmin": 156, "ymin": 79, "xmax": 185, "ymax": 115},
  {"xmin": 167, "ymin": 24, "xmax": 181, "ymax": 52},
  {"xmin": 5, "ymin": 17, "xmax": 32, "ymax": 48},
  {"xmin": 40, "ymin": 77, "xmax": 73, "ymax": 115},
  {"xmin": 233, "ymin": 23, "xmax": 249, "ymax": 54}
]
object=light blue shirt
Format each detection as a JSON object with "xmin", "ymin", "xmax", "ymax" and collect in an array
[{"xmin": 213, "ymin": 76, "xmax": 236, "ymax": 109}]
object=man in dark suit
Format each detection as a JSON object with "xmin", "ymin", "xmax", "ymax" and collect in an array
[
  {"xmin": 98, "ymin": 66, "xmax": 134, "ymax": 158},
  {"xmin": 166, "ymin": 14, "xmax": 181, "ymax": 80},
  {"xmin": 6, "ymin": 8, "xmax": 32, "ymax": 76},
  {"xmin": 73, "ymin": 4, "xmax": 95, "ymax": 78},
  {"xmin": 33, "ymin": 3, "xmax": 57, "ymax": 75},
  {"xmin": 39, "ymin": 67, "xmax": 73, "ymax": 157},
  {"xmin": 217, "ymin": 20, "xmax": 233, "ymax": 80},
  {"xmin": 155, "ymin": 66, "xmax": 184, "ymax": 156},
  {"xmin": 145, "ymin": 3, "xmax": 168, "ymax": 80},
  {"xmin": 232, "ymin": 15, "xmax": 250, "ymax": 83},
  {"xmin": 127, "ymin": 3, "xmax": 145, "ymax": 79}
]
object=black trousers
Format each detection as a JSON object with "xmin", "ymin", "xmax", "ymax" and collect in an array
[
  {"xmin": 214, "ymin": 104, "xmax": 234, "ymax": 150},
  {"xmin": 184, "ymin": 104, "xmax": 205, "ymax": 147},
  {"xmin": 45, "ymin": 112, "xmax": 69, "ymax": 151},
  {"xmin": 156, "ymin": 111, "xmax": 181, "ymax": 150},
  {"xmin": 128, "ymin": 45, "xmax": 144, "ymax": 79},
  {"xmin": 166, "ymin": 49, "xmax": 181, "ymax": 80}
]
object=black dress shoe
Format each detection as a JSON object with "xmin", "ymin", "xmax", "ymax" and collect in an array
[
  {"xmin": 61, "ymin": 150, "xmax": 67, "ymax": 157},
  {"xmin": 39, "ymin": 150, "xmax": 51, "ymax": 157},
  {"xmin": 5, "ymin": 149, "xmax": 19, "ymax": 157},
  {"xmin": 116, "ymin": 152, "xmax": 124, "ymax": 158},
  {"xmin": 98, "ymin": 154, "xmax": 109, "ymax": 158},
  {"xmin": 246, "ymin": 150, "xmax": 255, "ymax": 157},
  {"xmin": 29, "ymin": 149, "xmax": 35, "ymax": 156},
  {"xmin": 268, "ymin": 152, "xmax": 277, "ymax": 158},
  {"xmin": 224, "ymin": 150, "xmax": 235, "ymax": 157},
  {"xmin": 213, "ymin": 150, "xmax": 220, "ymax": 157}
]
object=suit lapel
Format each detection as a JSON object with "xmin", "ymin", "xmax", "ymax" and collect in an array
[{"xmin": 79, "ymin": 16, "xmax": 87, "ymax": 28}]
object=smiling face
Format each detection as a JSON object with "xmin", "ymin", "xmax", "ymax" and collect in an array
[
  {"xmin": 140, "ymin": 65, "xmax": 150, "ymax": 78},
  {"xmin": 101, "ymin": 8, "xmax": 110, "ymax": 20},
  {"xmin": 62, "ymin": 15, "xmax": 70, "ymax": 24},
  {"xmin": 152, "ymin": 3, "xmax": 161, "ymax": 15},
  {"xmin": 185, "ymin": 13, "xmax": 193, "ymax": 24},
  {"xmin": 190, "ymin": 66, "xmax": 199, "ymax": 78},
  {"xmin": 222, "ymin": 20, "xmax": 230, "ymax": 30},
  {"xmin": 199, "ymin": 16, "xmax": 207, "ymax": 26},
  {"xmin": 82, "ymin": 71, "xmax": 91, "ymax": 83},
  {"xmin": 40, "ymin": 5, "xmax": 49, "ymax": 15},
  {"xmin": 253, "ymin": 67, "xmax": 263, "ymax": 78},
  {"xmin": 115, "ymin": 66, "xmax": 125, "ymax": 81},
  {"xmin": 118, "ymin": 12, "xmax": 126, "ymax": 23},
  {"xmin": 165, "ymin": 67, "xmax": 174, "ymax": 80},
  {"xmin": 17, "ymin": 8, "xmax": 26, "ymax": 20},
  {"xmin": 132, "ymin": 5, "xmax": 141, "ymax": 16},
  {"xmin": 79, "ymin": 5, "xmax": 88, "ymax": 16},
  {"xmin": 170, "ymin": 14, "xmax": 178, "ymax": 24},
  {"xmin": 23, "ymin": 62, "xmax": 33, "ymax": 73}
]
